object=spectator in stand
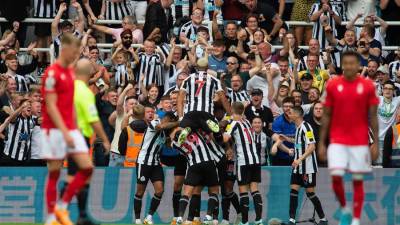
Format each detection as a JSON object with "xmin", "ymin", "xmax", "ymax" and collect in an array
[
  {"xmin": 365, "ymin": 59, "xmax": 379, "ymax": 81},
  {"xmin": 309, "ymin": 0, "xmax": 341, "ymax": 49},
  {"xmin": 297, "ymin": 39, "xmax": 332, "ymax": 72},
  {"xmin": 139, "ymin": 83, "xmax": 160, "ymax": 108},
  {"xmin": 244, "ymin": 88, "xmax": 274, "ymax": 136},
  {"xmin": 221, "ymin": 0, "xmax": 247, "ymax": 20},
  {"xmin": 377, "ymin": 80, "xmax": 400, "ymax": 166},
  {"xmin": 271, "ymin": 96, "xmax": 296, "ymax": 166},
  {"xmin": 130, "ymin": 0, "xmax": 148, "ymax": 23},
  {"xmin": 0, "ymin": 45, "xmax": 39, "ymax": 75},
  {"xmin": 223, "ymin": 74, "xmax": 251, "ymax": 105},
  {"xmin": 304, "ymin": 101, "xmax": 325, "ymax": 166},
  {"xmin": 88, "ymin": 47, "xmax": 111, "ymax": 94},
  {"xmin": 357, "ymin": 38, "xmax": 376, "ymax": 67},
  {"xmin": 82, "ymin": 0, "xmax": 105, "ymax": 22},
  {"xmin": 290, "ymin": 0, "xmax": 316, "ymax": 45},
  {"xmin": 143, "ymin": 0, "xmax": 173, "ymax": 42},
  {"xmin": 208, "ymin": 39, "xmax": 227, "ymax": 73},
  {"xmin": 89, "ymin": 15, "xmax": 143, "ymax": 44},
  {"xmin": 220, "ymin": 56, "xmax": 252, "ymax": 88},
  {"xmin": 51, "ymin": 2, "xmax": 85, "ymax": 59},
  {"xmin": 297, "ymin": 72, "xmax": 314, "ymax": 105},
  {"xmin": 389, "ymin": 48, "xmax": 400, "ymax": 81},
  {"xmin": 296, "ymin": 53, "xmax": 330, "ymax": 94},
  {"xmin": 94, "ymin": 88, "xmax": 118, "ymax": 166},
  {"xmin": 3, "ymin": 54, "xmax": 38, "ymax": 93},
  {"xmin": 103, "ymin": 0, "xmax": 133, "ymax": 22},
  {"xmin": 213, "ymin": 21, "xmax": 239, "ymax": 58},
  {"xmin": 179, "ymin": 8, "xmax": 204, "ymax": 44},
  {"xmin": 346, "ymin": 0, "xmax": 376, "ymax": 22},
  {"xmin": 381, "ymin": 0, "xmax": 400, "ymax": 46},
  {"xmin": 243, "ymin": 0, "xmax": 283, "ymax": 40},
  {"xmin": 325, "ymin": 26, "xmax": 357, "ymax": 53},
  {"xmin": 267, "ymin": 80, "xmax": 294, "ymax": 118},
  {"xmin": 376, "ymin": 65, "xmax": 391, "ymax": 96},
  {"xmin": 346, "ymin": 13, "xmax": 388, "ymax": 48}
]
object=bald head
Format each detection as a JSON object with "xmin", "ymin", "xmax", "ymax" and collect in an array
[{"xmin": 75, "ymin": 58, "xmax": 93, "ymax": 80}]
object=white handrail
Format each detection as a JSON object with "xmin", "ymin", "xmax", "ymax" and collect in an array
[{"xmin": 1, "ymin": 17, "xmax": 400, "ymax": 26}]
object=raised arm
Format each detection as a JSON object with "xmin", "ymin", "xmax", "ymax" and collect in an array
[
  {"xmin": 71, "ymin": 1, "xmax": 85, "ymax": 34},
  {"xmin": 52, "ymin": 3, "xmax": 67, "ymax": 39},
  {"xmin": 165, "ymin": 38, "xmax": 176, "ymax": 69},
  {"xmin": 117, "ymin": 83, "xmax": 134, "ymax": 116},
  {"xmin": 346, "ymin": 13, "xmax": 363, "ymax": 30},
  {"xmin": 88, "ymin": 15, "xmax": 114, "ymax": 36},
  {"xmin": 212, "ymin": 11, "xmax": 223, "ymax": 40},
  {"xmin": 0, "ymin": 22, "xmax": 18, "ymax": 46},
  {"xmin": 83, "ymin": 0, "xmax": 98, "ymax": 21},
  {"xmin": 373, "ymin": 15, "xmax": 389, "ymax": 34}
]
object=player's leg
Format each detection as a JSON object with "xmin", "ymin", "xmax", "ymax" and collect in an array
[
  {"xmin": 328, "ymin": 144, "xmax": 351, "ymax": 225},
  {"xmin": 172, "ymin": 155, "xmax": 187, "ymax": 224},
  {"xmin": 348, "ymin": 146, "xmax": 372, "ymax": 225},
  {"xmin": 177, "ymin": 184, "xmax": 195, "ymax": 224},
  {"xmin": 237, "ymin": 165, "xmax": 250, "ymax": 225},
  {"xmin": 249, "ymin": 165, "xmax": 263, "ymax": 225},
  {"xmin": 288, "ymin": 181, "xmax": 300, "ymax": 225},
  {"xmin": 222, "ymin": 179, "xmax": 241, "ymax": 224},
  {"xmin": 45, "ymin": 160, "xmax": 64, "ymax": 225},
  {"xmin": 144, "ymin": 166, "xmax": 165, "ymax": 224},
  {"xmin": 305, "ymin": 185, "xmax": 327, "ymax": 225},
  {"xmin": 135, "ymin": 164, "xmax": 150, "ymax": 224},
  {"xmin": 205, "ymin": 185, "xmax": 220, "ymax": 225},
  {"xmin": 188, "ymin": 186, "xmax": 202, "ymax": 225}
]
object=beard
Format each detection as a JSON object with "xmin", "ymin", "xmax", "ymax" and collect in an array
[{"xmin": 122, "ymin": 41, "xmax": 132, "ymax": 49}]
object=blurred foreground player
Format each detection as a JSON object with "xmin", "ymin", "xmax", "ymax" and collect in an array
[
  {"xmin": 319, "ymin": 51, "xmax": 379, "ymax": 225},
  {"xmin": 41, "ymin": 34, "xmax": 94, "ymax": 225}
]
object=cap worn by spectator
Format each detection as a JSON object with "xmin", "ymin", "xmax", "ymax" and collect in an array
[
  {"xmin": 300, "ymin": 72, "xmax": 313, "ymax": 81},
  {"xmin": 280, "ymin": 80, "xmax": 290, "ymax": 88},
  {"xmin": 251, "ymin": 88, "xmax": 263, "ymax": 96},
  {"xmin": 377, "ymin": 65, "xmax": 389, "ymax": 75}
]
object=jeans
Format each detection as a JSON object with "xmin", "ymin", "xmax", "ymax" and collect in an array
[
  {"xmin": 129, "ymin": 1, "xmax": 147, "ymax": 22},
  {"xmin": 109, "ymin": 152, "xmax": 125, "ymax": 167}
]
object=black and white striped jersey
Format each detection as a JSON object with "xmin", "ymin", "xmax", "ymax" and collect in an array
[
  {"xmin": 114, "ymin": 64, "xmax": 134, "ymax": 88},
  {"xmin": 53, "ymin": 31, "xmax": 82, "ymax": 58},
  {"xmin": 201, "ymin": 131, "xmax": 225, "ymax": 163},
  {"xmin": 171, "ymin": 0, "xmax": 193, "ymax": 22},
  {"xmin": 179, "ymin": 21, "xmax": 199, "ymax": 42},
  {"xmin": 297, "ymin": 52, "xmax": 327, "ymax": 72},
  {"xmin": 33, "ymin": 0, "xmax": 57, "ymax": 18},
  {"xmin": 389, "ymin": 60, "xmax": 400, "ymax": 81},
  {"xmin": 293, "ymin": 121, "xmax": 318, "ymax": 174},
  {"xmin": 137, "ymin": 119, "xmax": 166, "ymax": 166},
  {"xmin": 137, "ymin": 52, "xmax": 164, "ymax": 87},
  {"xmin": 225, "ymin": 119, "xmax": 259, "ymax": 166},
  {"xmin": 226, "ymin": 88, "xmax": 250, "ymax": 103},
  {"xmin": 3, "ymin": 116, "xmax": 37, "ymax": 161},
  {"xmin": 13, "ymin": 74, "xmax": 37, "ymax": 93},
  {"xmin": 181, "ymin": 71, "xmax": 223, "ymax": 114},
  {"xmin": 173, "ymin": 131, "xmax": 215, "ymax": 166},
  {"xmin": 104, "ymin": 0, "xmax": 133, "ymax": 20},
  {"xmin": 330, "ymin": 0, "xmax": 347, "ymax": 21},
  {"xmin": 254, "ymin": 131, "xmax": 268, "ymax": 165},
  {"xmin": 309, "ymin": 3, "xmax": 340, "ymax": 49}
]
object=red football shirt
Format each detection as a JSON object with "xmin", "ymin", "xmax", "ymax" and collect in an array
[
  {"xmin": 41, "ymin": 62, "xmax": 76, "ymax": 130},
  {"xmin": 324, "ymin": 75, "xmax": 379, "ymax": 146}
]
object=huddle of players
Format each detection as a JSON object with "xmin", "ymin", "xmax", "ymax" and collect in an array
[{"xmin": 133, "ymin": 63, "xmax": 326, "ymax": 225}]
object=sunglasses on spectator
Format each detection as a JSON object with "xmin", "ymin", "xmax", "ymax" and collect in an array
[
  {"xmin": 227, "ymin": 62, "xmax": 237, "ymax": 65},
  {"xmin": 123, "ymin": 36, "xmax": 132, "ymax": 40},
  {"xmin": 383, "ymin": 87, "xmax": 394, "ymax": 91}
]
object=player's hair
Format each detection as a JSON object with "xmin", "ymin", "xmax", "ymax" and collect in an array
[
  {"xmin": 341, "ymin": 51, "xmax": 360, "ymax": 63},
  {"xmin": 232, "ymin": 102, "xmax": 245, "ymax": 115},
  {"xmin": 292, "ymin": 105, "xmax": 304, "ymax": 117},
  {"xmin": 61, "ymin": 33, "xmax": 81, "ymax": 47},
  {"xmin": 282, "ymin": 96, "xmax": 295, "ymax": 105},
  {"xmin": 132, "ymin": 104, "xmax": 145, "ymax": 120}
]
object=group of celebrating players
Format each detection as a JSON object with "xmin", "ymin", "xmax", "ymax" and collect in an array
[{"xmin": 41, "ymin": 32, "xmax": 378, "ymax": 225}]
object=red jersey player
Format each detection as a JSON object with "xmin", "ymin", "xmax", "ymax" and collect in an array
[
  {"xmin": 319, "ymin": 51, "xmax": 379, "ymax": 225},
  {"xmin": 41, "ymin": 33, "xmax": 94, "ymax": 225}
]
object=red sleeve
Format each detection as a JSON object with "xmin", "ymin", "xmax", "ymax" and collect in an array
[
  {"xmin": 43, "ymin": 68, "xmax": 58, "ymax": 94},
  {"xmin": 324, "ymin": 79, "xmax": 334, "ymax": 107}
]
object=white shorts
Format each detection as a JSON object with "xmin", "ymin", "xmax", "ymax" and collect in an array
[
  {"xmin": 40, "ymin": 129, "xmax": 89, "ymax": 160},
  {"xmin": 327, "ymin": 143, "xmax": 372, "ymax": 173}
]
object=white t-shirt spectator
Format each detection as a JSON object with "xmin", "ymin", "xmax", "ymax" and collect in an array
[
  {"xmin": 346, "ymin": 0, "xmax": 376, "ymax": 21},
  {"xmin": 378, "ymin": 96, "xmax": 400, "ymax": 141}
]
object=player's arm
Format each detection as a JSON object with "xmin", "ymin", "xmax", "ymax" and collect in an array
[
  {"xmin": 177, "ymin": 89, "xmax": 186, "ymax": 119},
  {"xmin": 155, "ymin": 121, "xmax": 179, "ymax": 131},
  {"xmin": 369, "ymin": 104, "xmax": 379, "ymax": 161},
  {"xmin": 46, "ymin": 93, "xmax": 71, "ymax": 137},
  {"xmin": 271, "ymin": 133, "xmax": 294, "ymax": 154},
  {"xmin": 318, "ymin": 106, "xmax": 331, "ymax": 161},
  {"xmin": 217, "ymin": 91, "xmax": 232, "ymax": 115}
]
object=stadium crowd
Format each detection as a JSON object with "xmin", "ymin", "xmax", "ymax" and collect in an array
[{"xmin": 0, "ymin": 0, "xmax": 400, "ymax": 225}]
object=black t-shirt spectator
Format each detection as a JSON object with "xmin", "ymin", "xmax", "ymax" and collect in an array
[
  {"xmin": 244, "ymin": 104, "xmax": 274, "ymax": 136},
  {"xmin": 301, "ymin": 90, "xmax": 310, "ymax": 105},
  {"xmin": 95, "ymin": 92, "xmax": 116, "ymax": 141},
  {"xmin": 242, "ymin": 1, "xmax": 276, "ymax": 34}
]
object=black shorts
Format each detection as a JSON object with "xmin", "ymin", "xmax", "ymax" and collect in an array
[
  {"xmin": 184, "ymin": 161, "xmax": 219, "ymax": 187},
  {"xmin": 180, "ymin": 111, "xmax": 218, "ymax": 134},
  {"xmin": 34, "ymin": 23, "xmax": 51, "ymax": 37},
  {"xmin": 236, "ymin": 164, "xmax": 261, "ymax": 186},
  {"xmin": 216, "ymin": 157, "xmax": 227, "ymax": 184},
  {"xmin": 136, "ymin": 164, "xmax": 164, "ymax": 185},
  {"xmin": 290, "ymin": 173, "xmax": 317, "ymax": 188},
  {"xmin": 160, "ymin": 154, "xmax": 187, "ymax": 176}
]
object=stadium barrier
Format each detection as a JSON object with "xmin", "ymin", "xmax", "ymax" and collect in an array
[{"xmin": 0, "ymin": 167, "xmax": 399, "ymax": 224}]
